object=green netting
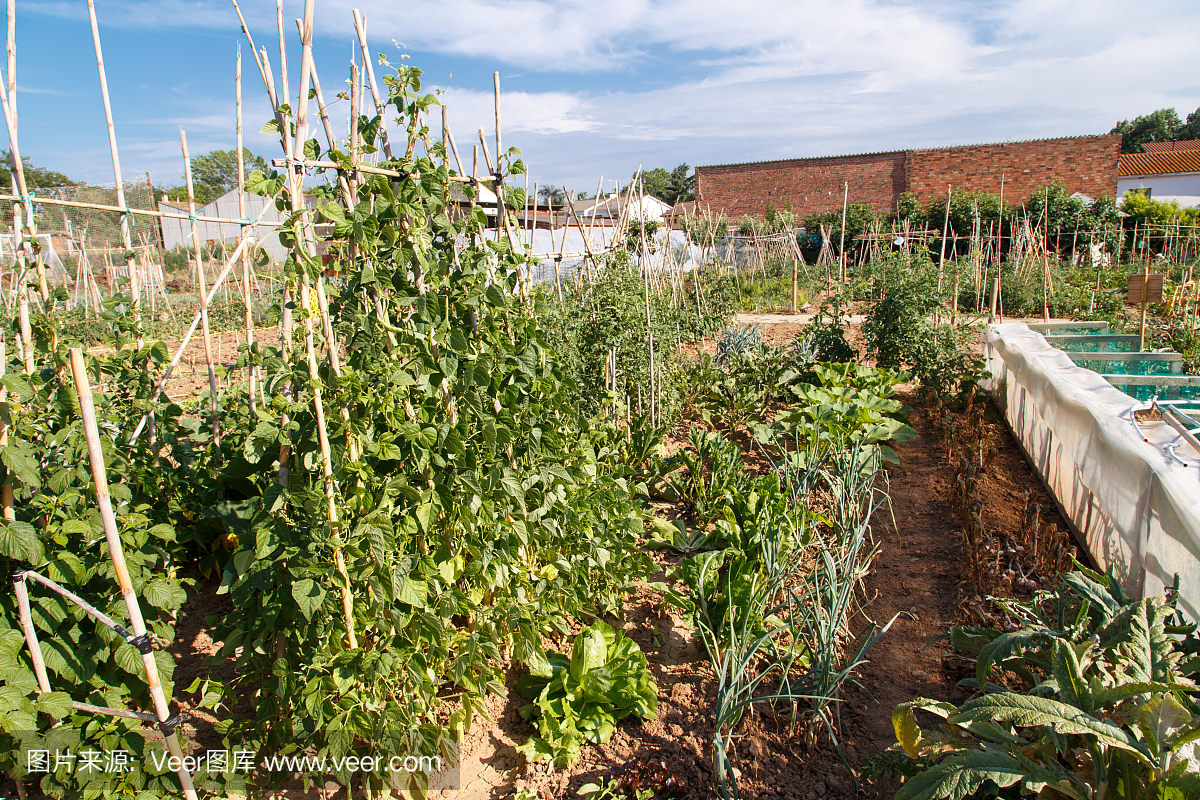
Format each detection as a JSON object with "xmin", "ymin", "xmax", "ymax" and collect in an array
[
  {"xmin": 1106, "ymin": 381, "xmax": 1200, "ymax": 403},
  {"xmin": 1071, "ymin": 357, "xmax": 1180, "ymax": 376},
  {"xmin": 1050, "ymin": 339, "xmax": 1136, "ymax": 353},
  {"xmin": 1034, "ymin": 325, "xmax": 1111, "ymax": 336}
]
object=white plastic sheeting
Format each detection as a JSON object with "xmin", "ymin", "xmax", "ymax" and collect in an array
[
  {"xmin": 526, "ymin": 228, "xmax": 700, "ymax": 286},
  {"xmin": 983, "ymin": 323, "xmax": 1200, "ymax": 620}
]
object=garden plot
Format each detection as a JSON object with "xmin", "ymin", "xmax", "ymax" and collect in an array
[{"xmin": 3, "ymin": 3, "xmax": 1199, "ymax": 799}]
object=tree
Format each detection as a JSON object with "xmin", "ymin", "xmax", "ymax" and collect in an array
[
  {"xmin": 1110, "ymin": 108, "xmax": 1184, "ymax": 153},
  {"xmin": 163, "ymin": 148, "xmax": 270, "ymax": 205},
  {"xmin": 537, "ymin": 185, "xmax": 568, "ymax": 206},
  {"xmin": 1181, "ymin": 107, "xmax": 1200, "ymax": 142},
  {"xmin": 0, "ymin": 150, "xmax": 79, "ymax": 190},
  {"xmin": 634, "ymin": 164, "xmax": 694, "ymax": 206}
]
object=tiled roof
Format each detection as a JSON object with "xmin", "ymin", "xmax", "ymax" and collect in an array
[
  {"xmin": 1119, "ymin": 151, "xmax": 1200, "ymax": 177},
  {"xmin": 1141, "ymin": 140, "xmax": 1200, "ymax": 153}
]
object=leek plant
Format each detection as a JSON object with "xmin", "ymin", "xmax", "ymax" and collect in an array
[{"xmin": 679, "ymin": 438, "xmax": 897, "ymax": 799}]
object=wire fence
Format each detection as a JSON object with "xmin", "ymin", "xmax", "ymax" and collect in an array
[{"xmin": 0, "ymin": 178, "xmax": 164, "ymax": 271}]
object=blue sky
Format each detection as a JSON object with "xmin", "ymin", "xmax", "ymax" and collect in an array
[{"xmin": 9, "ymin": 0, "xmax": 1200, "ymax": 198}]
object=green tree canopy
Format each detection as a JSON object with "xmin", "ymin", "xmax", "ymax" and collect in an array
[
  {"xmin": 635, "ymin": 164, "xmax": 695, "ymax": 206},
  {"xmin": 0, "ymin": 150, "xmax": 79, "ymax": 190},
  {"xmin": 163, "ymin": 148, "xmax": 270, "ymax": 205},
  {"xmin": 1109, "ymin": 108, "xmax": 1200, "ymax": 153}
]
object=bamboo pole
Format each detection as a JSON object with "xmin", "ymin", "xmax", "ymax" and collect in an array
[
  {"xmin": 294, "ymin": 3, "xmax": 357, "ymax": 650},
  {"xmin": 1, "ymin": 339, "xmax": 49, "ymax": 728},
  {"xmin": 180, "ymin": 129, "xmax": 221, "ymax": 440},
  {"xmin": 6, "ymin": 0, "xmax": 14, "ymax": 131},
  {"xmin": 230, "ymin": 0, "xmax": 290, "ymax": 157},
  {"xmin": 18, "ymin": 289, "xmax": 31, "ymax": 374},
  {"xmin": 637, "ymin": 174, "xmax": 656, "ymax": 429},
  {"xmin": 546, "ymin": 194, "xmax": 563, "ymax": 301},
  {"xmin": 0, "ymin": 191, "xmax": 262, "ymax": 225},
  {"xmin": 237, "ymin": 45, "xmax": 257, "ymax": 416},
  {"xmin": 937, "ymin": 184, "xmax": 952, "ymax": 293},
  {"xmin": 0, "ymin": 61, "xmax": 49, "ymax": 309},
  {"xmin": 352, "ymin": 8, "xmax": 393, "ymax": 159},
  {"xmin": 565, "ymin": 192, "xmax": 599, "ymax": 281},
  {"xmin": 87, "ymin": 0, "xmax": 140, "ymax": 338},
  {"xmin": 69, "ymin": 348, "xmax": 199, "ymax": 800},
  {"xmin": 1042, "ymin": 186, "xmax": 1050, "ymax": 324},
  {"xmin": 276, "ymin": 0, "xmax": 290, "ymax": 117},
  {"xmin": 838, "ymin": 181, "xmax": 848, "ymax": 283},
  {"xmin": 444, "ymin": 120, "xmax": 466, "ymax": 175},
  {"xmin": 127, "ymin": 231, "xmax": 262, "ymax": 444},
  {"xmin": 293, "ymin": 19, "xmax": 354, "ymax": 206}
]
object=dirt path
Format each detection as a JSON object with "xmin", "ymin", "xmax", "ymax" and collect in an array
[{"xmin": 832, "ymin": 402, "xmax": 964, "ymax": 783}]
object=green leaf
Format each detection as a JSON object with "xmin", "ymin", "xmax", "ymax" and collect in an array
[
  {"xmin": 1050, "ymin": 639, "xmax": 1092, "ymax": 714},
  {"xmin": 33, "ymin": 691, "xmax": 73, "ymax": 720},
  {"xmin": 570, "ymin": 623, "xmax": 609, "ymax": 684},
  {"xmin": 0, "ymin": 520, "xmax": 44, "ymax": 564},
  {"xmin": 975, "ymin": 628, "xmax": 1051, "ymax": 688},
  {"xmin": 291, "ymin": 579, "xmax": 326, "ymax": 620},
  {"xmin": 395, "ymin": 578, "xmax": 427, "ymax": 607},
  {"xmin": 414, "ymin": 502, "xmax": 436, "ymax": 534},
  {"xmin": 142, "ymin": 578, "xmax": 187, "ymax": 612},
  {"xmin": 114, "ymin": 642, "xmax": 145, "ymax": 677},
  {"xmin": 951, "ymin": 693, "xmax": 1150, "ymax": 760},
  {"xmin": 2, "ymin": 374, "xmax": 35, "ymax": 403},
  {"xmin": 895, "ymin": 748, "xmax": 1060, "ymax": 800},
  {"xmin": 243, "ymin": 420, "xmax": 281, "ymax": 463},
  {"xmin": 1136, "ymin": 693, "xmax": 1191, "ymax": 763},
  {"xmin": 1097, "ymin": 598, "xmax": 1175, "ymax": 684},
  {"xmin": 0, "ymin": 440, "xmax": 40, "ymax": 487}
]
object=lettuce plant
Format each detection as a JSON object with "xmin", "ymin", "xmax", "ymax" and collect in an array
[{"xmin": 515, "ymin": 620, "xmax": 658, "ymax": 767}]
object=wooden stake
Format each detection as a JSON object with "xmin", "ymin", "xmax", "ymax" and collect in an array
[
  {"xmin": 1140, "ymin": 259, "xmax": 1151, "ymax": 352},
  {"xmin": 0, "ymin": 61, "xmax": 49, "ymax": 309},
  {"xmin": 937, "ymin": 184, "xmax": 951, "ymax": 293},
  {"xmin": 69, "ymin": 349, "xmax": 199, "ymax": 800},
  {"xmin": 637, "ymin": 174, "xmax": 656, "ymax": 429},
  {"xmin": 276, "ymin": 0, "xmax": 290, "ymax": 117},
  {"xmin": 127, "ymin": 232, "xmax": 262, "ymax": 444}
]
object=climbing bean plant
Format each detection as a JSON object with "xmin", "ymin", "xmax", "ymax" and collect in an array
[
  {"xmin": 202, "ymin": 61, "xmax": 653, "ymax": 793},
  {"xmin": 1, "ymin": 55, "xmax": 653, "ymax": 799}
]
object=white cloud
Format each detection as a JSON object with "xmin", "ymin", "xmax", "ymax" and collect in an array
[
  {"xmin": 441, "ymin": 86, "xmax": 596, "ymax": 138},
  {"xmin": 12, "ymin": 0, "xmax": 1200, "ymax": 192}
]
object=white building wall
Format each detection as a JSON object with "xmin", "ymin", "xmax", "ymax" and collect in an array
[
  {"xmin": 1116, "ymin": 172, "xmax": 1200, "ymax": 209},
  {"xmin": 159, "ymin": 190, "xmax": 288, "ymax": 261}
]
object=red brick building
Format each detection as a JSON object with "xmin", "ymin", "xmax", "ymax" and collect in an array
[{"xmin": 694, "ymin": 134, "xmax": 1121, "ymax": 219}]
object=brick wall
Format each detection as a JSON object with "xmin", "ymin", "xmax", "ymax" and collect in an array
[
  {"xmin": 694, "ymin": 151, "xmax": 906, "ymax": 219},
  {"xmin": 905, "ymin": 134, "xmax": 1121, "ymax": 204},
  {"xmin": 695, "ymin": 134, "xmax": 1122, "ymax": 219}
]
